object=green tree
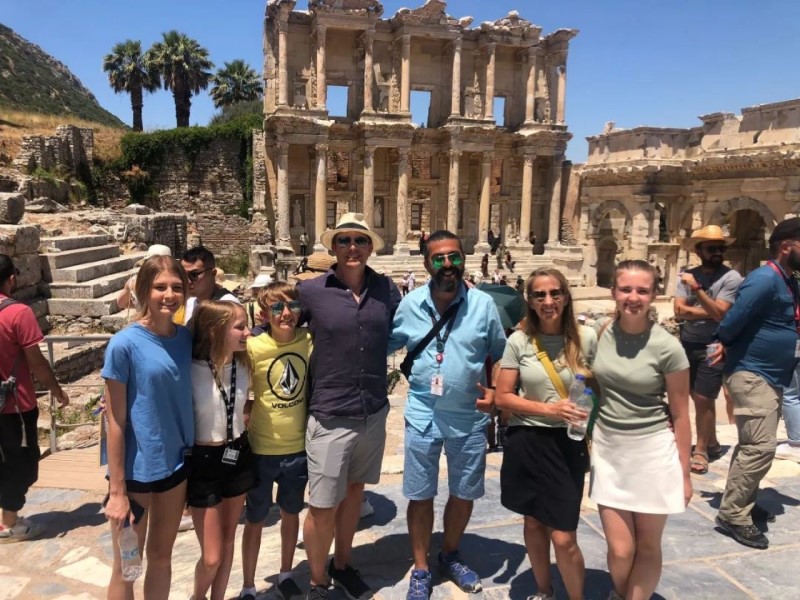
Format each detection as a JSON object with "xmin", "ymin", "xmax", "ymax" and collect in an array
[
  {"xmin": 102, "ymin": 40, "xmax": 159, "ymax": 131},
  {"xmin": 209, "ymin": 59, "xmax": 263, "ymax": 109},
  {"xmin": 146, "ymin": 31, "xmax": 213, "ymax": 127}
]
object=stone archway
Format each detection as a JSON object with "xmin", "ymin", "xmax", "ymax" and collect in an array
[
  {"xmin": 590, "ymin": 200, "xmax": 633, "ymax": 241},
  {"xmin": 596, "ymin": 237, "xmax": 618, "ymax": 288},
  {"xmin": 709, "ymin": 196, "xmax": 778, "ymax": 234}
]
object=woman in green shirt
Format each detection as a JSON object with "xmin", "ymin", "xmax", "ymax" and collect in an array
[
  {"xmin": 590, "ymin": 260, "xmax": 691, "ymax": 600},
  {"xmin": 496, "ymin": 268, "xmax": 596, "ymax": 600}
]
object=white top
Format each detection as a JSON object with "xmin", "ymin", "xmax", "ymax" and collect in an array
[
  {"xmin": 191, "ymin": 359, "xmax": 250, "ymax": 443},
  {"xmin": 184, "ymin": 292, "xmax": 240, "ymax": 322}
]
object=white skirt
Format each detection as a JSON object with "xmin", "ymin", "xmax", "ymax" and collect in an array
[{"xmin": 589, "ymin": 423, "xmax": 685, "ymax": 514}]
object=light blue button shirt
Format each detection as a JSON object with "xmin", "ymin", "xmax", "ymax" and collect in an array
[{"xmin": 388, "ymin": 283, "xmax": 507, "ymax": 437}]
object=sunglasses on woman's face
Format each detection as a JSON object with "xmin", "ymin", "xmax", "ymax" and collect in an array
[
  {"xmin": 530, "ymin": 289, "xmax": 565, "ymax": 303},
  {"xmin": 269, "ymin": 300, "xmax": 302, "ymax": 316},
  {"xmin": 430, "ymin": 252, "xmax": 464, "ymax": 269}
]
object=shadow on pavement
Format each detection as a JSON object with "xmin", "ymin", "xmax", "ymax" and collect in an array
[
  {"xmin": 356, "ymin": 490, "xmax": 397, "ymax": 531},
  {"xmin": 30, "ymin": 501, "xmax": 105, "ymax": 539}
]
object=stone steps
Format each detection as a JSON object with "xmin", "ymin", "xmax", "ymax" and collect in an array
[
  {"xmin": 48, "ymin": 269, "xmax": 136, "ymax": 299},
  {"xmin": 40, "ymin": 234, "xmax": 110, "ymax": 252},
  {"xmin": 42, "ymin": 244, "xmax": 121, "ymax": 271},
  {"xmin": 49, "ymin": 253, "xmax": 144, "ymax": 283},
  {"xmin": 47, "ymin": 290, "xmax": 122, "ymax": 317}
]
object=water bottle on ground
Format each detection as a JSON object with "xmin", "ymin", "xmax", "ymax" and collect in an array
[
  {"xmin": 567, "ymin": 375, "xmax": 589, "ymax": 441},
  {"xmin": 119, "ymin": 521, "xmax": 142, "ymax": 581}
]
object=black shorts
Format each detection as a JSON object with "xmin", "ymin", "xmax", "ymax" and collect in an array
[
  {"xmin": 126, "ymin": 462, "xmax": 190, "ymax": 494},
  {"xmin": 682, "ymin": 341, "xmax": 724, "ymax": 400},
  {"xmin": 500, "ymin": 425, "xmax": 588, "ymax": 531},
  {"xmin": 186, "ymin": 436, "xmax": 255, "ymax": 508}
]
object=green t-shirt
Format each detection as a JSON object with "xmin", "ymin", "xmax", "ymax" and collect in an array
[
  {"xmin": 499, "ymin": 325, "xmax": 597, "ymax": 428},
  {"xmin": 593, "ymin": 320, "xmax": 689, "ymax": 434}
]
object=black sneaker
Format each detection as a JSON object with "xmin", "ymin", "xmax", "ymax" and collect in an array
[
  {"xmin": 715, "ymin": 516, "xmax": 769, "ymax": 549},
  {"xmin": 752, "ymin": 503, "xmax": 776, "ymax": 523},
  {"xmin": 327, "ymin": 559, "xmax": 374, "ymax": 600},
  {"xmin": 306, "ymin": 584, "xmax": 329, "ymax": 600},
  {"xmin": 277, "ymin": 577, "xmax": 303, "ymax": 600}
]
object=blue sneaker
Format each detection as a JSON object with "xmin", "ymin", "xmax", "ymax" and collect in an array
[
  {"xmin": 406, "ymin": 569, "xmax": 432, "ymax": 599},
  {"xmin": 438, "ymin": 551, "xmax": 482, "ymax": 593}
]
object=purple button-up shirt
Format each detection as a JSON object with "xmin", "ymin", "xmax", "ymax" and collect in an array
[{"xmin": 298, "ymin": 265, "xmax": 402, "ymax": 419}]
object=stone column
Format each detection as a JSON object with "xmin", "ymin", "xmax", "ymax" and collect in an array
[
  {"xmin": 316, "ymin": 25, "xmax": 327, "ymax": 110},
  {"xmin": 519, "ymin": 154, "xmax": 534, "ymax": 243},
  {"xmin": 276, "ymin": 142, "xmax": 290, "ymax": 246},
  {"xmin": 524, "ymin": 47, "xmax": 536, "ymax": 124},
  {"xmin": 400, "ymin": 34, "xmax": 411, "ymax": 113},
  {"xmin": 476, "ymin": 152, "xmax": 493, "ymax": 251},
  {"xmin": 277, "ymin": 18, "xmax": 289, "ymax": 106},
  {"xmin": 447, "ymin": 150, "xmax": 460, "ymax": 232},
  {"xmin": 362, "ymin": 146, "xmax": 375, "ymax": 230},
  {"xmin": 363, "ymin": 29, "xmax": 374, "ymax": 114},
  {"xmin": 394, "ymin": 149, "xmax": 410, "ymax": 255},
  {"xmin": 556, "ymin": 64, "xmax": 567, "ymax": 123},
  {"xmin": 547, "ymin": 157, "xmax": 563, "ymax": 244},
  {"xmin": 484, "ymin": 43, "xmax": 496, "ymax": 121},
  {"xmin": 313, "ymin": 143, "xmax": 328, "ymax": 252},
  {"xmin": 450, "ymin": 37, "xmax": 462, "ymax": 118}
]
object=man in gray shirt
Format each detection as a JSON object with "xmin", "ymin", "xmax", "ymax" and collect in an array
[{"xmin": 674, "ymin": 225, "xmax": 743, "ymax": 475}]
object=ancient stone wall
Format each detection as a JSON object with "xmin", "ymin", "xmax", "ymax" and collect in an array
[
  {"xmin": 0, "ymin": 224, "xmax": 49, "ymax": 329},
  {"xmin": 13, "ymin": 125, "xmax": 93, "ymax": 176},
  {"xmin": 123, "ymin": 214, "xmax": 188, "ymax": 257},
  {"xmin": 196, "ymin": 214, "xmax": 253, "ymax": 258}
]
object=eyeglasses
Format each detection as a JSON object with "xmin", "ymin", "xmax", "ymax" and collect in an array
[
  {"xmin": 430, "ymin": 252, "xmax": 464, "ymax": 269},
  {"xmin": 530, "ymin": 289, "xmax": 565, "ymax": 302},
  {"xmin": 701, "ymin": 245, "xmax": 726, "ymax": 253},
  {"xmin": 269, "ymin": 300, "xmax": 302, "ymax": 316},
  {"xmin": 335, "ymin": 236, "xmax": 371, "ymax": 247},
  {"xmin": 186, "ymin": 267, "xmax": 212, "ymax": 282}
]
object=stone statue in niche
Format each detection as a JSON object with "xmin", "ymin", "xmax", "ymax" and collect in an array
[
  {"xmin": 294, "ymin": 78, "xmax": 307, "ymax": 109},
  {"xmin": 374, "ymin": 197, "xmax": 384, "ymax": 228},
  {"xmin": 291, "ymin": 197, "xmax": 304, "ymax": 227},
  {"xmin": 534, "ymin": 98, "xmax": 550, "ymax": 123}
]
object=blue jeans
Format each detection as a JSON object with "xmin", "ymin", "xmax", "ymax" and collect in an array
[{"xmin": 782, "ymin": 365, "xmax": 800, "ymax": 444}]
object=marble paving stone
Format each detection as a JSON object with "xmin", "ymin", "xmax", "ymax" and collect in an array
[
  {"xmin": 55, "ymin": 557, "xmax": 112, "ymax": 587},
  {"xmin": 713, "ymin": 546, "xmax": 800, "ymax": 600},
  {"xmin": 658, "ymin": 562, "xmax": 752, "ymax": 600},
  {"xmin": 0, "ymin": 576, "xmax": 29, "ymax": 600},
  {"xmin": 26, "ymin": 582, "xmax": 69, "ymax": 596}
]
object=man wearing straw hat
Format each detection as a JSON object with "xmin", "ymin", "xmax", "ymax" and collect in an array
[
  {"xmin": 298, "ymin": 213, "xmax": 401, "ymax": 600},
  {"xmin": 674, "ymin": 225, "xmax": 742, "ymax": 475}
]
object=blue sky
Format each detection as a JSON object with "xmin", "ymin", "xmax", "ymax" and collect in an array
[{"xmin": 4, "ymin": 0, "xmax": 800, "ymax": 161}]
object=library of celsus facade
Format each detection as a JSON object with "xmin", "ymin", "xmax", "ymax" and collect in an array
[{"xmin": 256, "ymin": 0, "xmax": 577, "ymax": 260}]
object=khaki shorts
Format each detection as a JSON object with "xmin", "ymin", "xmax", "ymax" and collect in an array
[{"xmin": 306, "ymin": 403, "xmax": 389, "ymax": 508}]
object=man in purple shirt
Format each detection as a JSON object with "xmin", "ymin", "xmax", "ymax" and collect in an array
[{"xmin": 298, "ymin": 213, "xmax": 401, "ymax": 600}]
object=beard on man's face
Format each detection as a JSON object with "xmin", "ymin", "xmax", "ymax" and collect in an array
[
  {"xmin": 433, "ymin": 265, "xmax": 464, "ymax": 292},
  {"xmin": 702, "ymin": 253, "xmax": 724, "ymax": 268},
  {"xmin": 788, "ymin": 247, "xmax": 800, "ymax": 272}
]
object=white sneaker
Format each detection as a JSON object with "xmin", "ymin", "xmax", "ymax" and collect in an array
[
  {"xmin": 360, "ymin": 497, "xmax": 374, "ymax": 519},
  {"xmin": 0, "ymin": 517, "xmax": 44, "ymax": 543},
  {"xmin": 775, "ymin": 443, "xmax": 800, "ymax": 463},
  {"xmin": 527, "ymin": 593, "xmax": 554, "ymax": 600},
  {"xmin": 178, "ymin": 514, "xmax": 194, "ymax": 532}
]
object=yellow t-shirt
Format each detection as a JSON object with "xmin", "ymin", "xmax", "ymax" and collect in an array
[{"xmin": 247, "ymin": 328, "xmax": 312, "ymax": 455}]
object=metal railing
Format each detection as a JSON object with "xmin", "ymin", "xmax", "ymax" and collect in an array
[{"xmin": 44, "ymin": 334, "xmax": 112, "ymax": 454}]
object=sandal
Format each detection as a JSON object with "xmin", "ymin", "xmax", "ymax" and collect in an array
[{"xmin": 690, "ymin": 451, "xmax": 709, "ymax": 475}]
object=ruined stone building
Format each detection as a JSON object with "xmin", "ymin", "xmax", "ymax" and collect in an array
[
  {"xmin": 256, "ymin": 0, "xmax": 577, "ymax": 258},
  {"xmin": 571, "ymin": 99, "xmax": 800, "ymax": 291}
]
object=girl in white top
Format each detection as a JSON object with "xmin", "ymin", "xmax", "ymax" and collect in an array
[{"xmin": 186, "ymin": 300, "xmax": 253, "ymax": 600}]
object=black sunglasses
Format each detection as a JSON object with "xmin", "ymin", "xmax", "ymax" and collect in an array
[
  {"xmin": 701, "ymin": 245, "xmax": 726, "ymax": 253},
  {"xmin": 335, "ymin": 236, "xmax": 370, "ymax": 247},
  {"xmin": 269, "ymin": 300, "xmax": 302, "ymax": 316},
  {"xmin": 186, "ymin": 267, "xmax": 212, "ymax": 282},
  {"xmin": 530, "ymin": 289, "xmax": 565, "ymax": 302}
]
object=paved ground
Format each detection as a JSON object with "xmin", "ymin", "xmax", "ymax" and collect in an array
[{"xmin": 3, "ymin": 392, "xmax": 800, "ymax": 599}]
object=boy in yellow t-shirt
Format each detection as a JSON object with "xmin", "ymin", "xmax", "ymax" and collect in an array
[{"xmin": 241, "ymin": 282, "xmax": 311, "ymax": 600}]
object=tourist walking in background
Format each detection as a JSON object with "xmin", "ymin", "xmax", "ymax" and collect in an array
[
  {"xmin": 244, "ymin": 273, "xmax": 273, "ymax": 329},
  {"xmin": 299, "ymin": 213, "xmax": 401, "ymax": 600},
  {"xmin": 299, "ymin": 231, "xmax": 310, "ymax": 257},
  {"xmin": 401, "ymin": 271, "xmax": 410, "ymax": 296},
  {"xmin": 481, "ymin": 254, "xmax": 489, "ymax": 279},
  {"xmin": 673, "ymin": 225, "xmax": 742, "ymax": 474},
  {"xmin": 591, "ymin": 260, "xmax": 691, "ymax": 600},
  {"xmin": 495, "ymin": 244, "xmax": 504, "ymax": 269},
  {"xmin": 714, "ymin": 217, "xmax": 800, "ymax": 549},
  {"xmin": 102, "ymin": 255, "xmax": 194, "ymax": 599},
  {"xmin": 0, "ymin": 255, "xmax": 69, "ymax": 543},
  {"xmin": 388, "ymin": 230, "xmax": 506, "ymax": 598},
  {"xmin": 504, "ymin": 250, "xmax": 516, "ymax": 273},
  {"xmin": 186, "ymin": 301, "xmax": 254, "ymax": 600},
  {"xmin": 495, "ymin": 268, "xmax": 596, "ymax": 600},
  {"xmin": 408, "ymin": 270, "xmax": 416, "ymax": 293},
  {"xmin": 241, "ymin": 282, "xmax": 311, "ymax": 600}
]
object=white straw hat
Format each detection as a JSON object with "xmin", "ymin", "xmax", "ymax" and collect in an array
[{"xmin": 320, "ymin": 212, "xmax": 384, "ymax": 253}]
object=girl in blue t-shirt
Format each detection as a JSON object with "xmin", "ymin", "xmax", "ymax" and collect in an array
[{"xmin": 102, "ymin": 255, "xmax": 193, "ymax": 598}]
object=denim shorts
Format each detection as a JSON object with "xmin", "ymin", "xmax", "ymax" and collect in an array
[
  {"xmin": 245, "ymin": 451, "xmax": 308, "ymax": 523},
  {"xmin": 403, "ymin": 422, "xmax": 486, "ymax": 501}
]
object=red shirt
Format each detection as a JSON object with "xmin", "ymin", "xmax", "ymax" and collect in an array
[{"xmin": 0, "ymin": 294, "xmax": 44, "ymax": 413}]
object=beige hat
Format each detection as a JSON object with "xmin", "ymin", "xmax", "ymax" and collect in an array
[
  {"xmin": 687, "ymin": 225, "xmax": 735, "ymax": 248},
  {"xmin": 320, "ymin": 212, "xmax": 384, "ymax": 253},
  {"xmin": 305, "ymin": 251, "xmax": 336, "ymax": 272},
  {"xmin": 135, "ymin": 243, "xmax": 172, "ymax": 266},
  {"xmin": 214, "ymin": 268, "xmax": 241, "ymax": 293}
]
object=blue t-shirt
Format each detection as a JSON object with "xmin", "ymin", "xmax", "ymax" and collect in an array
[{"xmin": 101, "ymin": 323, "xmax": 194, "ymax": 482}]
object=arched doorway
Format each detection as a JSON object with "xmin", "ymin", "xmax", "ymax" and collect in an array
[
  {"xmin": 597, "ymin": 238, "xmax": 618, "ymax": 287},
  {"xmin": 726, "ymin": 209, "xmax": 769, "ymax": 275}
]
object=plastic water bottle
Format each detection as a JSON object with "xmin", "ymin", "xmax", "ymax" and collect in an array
[
  {"xmin": 566, "ymin": 375, "xmax": 589, "ymax": 441},
  {"xmin": 119, "ymin": 522, "xmax": 142, "ymax": 581},
  {"xmin": 567, "ymin": 389, "xmax": 594, "ymax": 441},
  {"xmin": 568, "ymin": 374, "xmax": 586, "ymax": 403},
  {"xmin": 706, "ymin": 342, "xmax": 720, "ymax": 365}
]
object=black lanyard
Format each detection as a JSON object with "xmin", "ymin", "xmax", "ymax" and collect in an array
[
  {"xmin": 208, "ymin": 360, "xmax": 237, "ymax": 444},
  {"xmin": 767, "ymin": 261, "xmax": 800, "ymax": 334},
  {"xmin": 427, "ymin": 299, "xmax": 462, "ymax": 365}
]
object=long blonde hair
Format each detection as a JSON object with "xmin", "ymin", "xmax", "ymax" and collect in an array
[
  {"xmin": 524, "ymin": 268, "xmax": 588, "ymax": 377},
  {"xmin": 189, "ymin": 301, "xmax": 252, "ymax": 374},
  {"xmin": 133, "ymin": 256, "xmax": 188, "ymax": 322}
]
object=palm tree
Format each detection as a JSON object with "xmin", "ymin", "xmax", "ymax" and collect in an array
[
  {"xmin": 102, "ymin": 40, "xmax": 159, "ymax": 131},
  {"xmin": 210, "ymin": 59, "xmax": 263, "ymax": 109},
  {"xmin": 145, "ymin": 31, "xmax": 214, "ymax": 127}
]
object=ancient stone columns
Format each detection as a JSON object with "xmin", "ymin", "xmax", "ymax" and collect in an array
[
  {"xmin": 276, "ymin": 142, "xmax": 290, "ymax": 246},
  {"xmin": 485, "ymin": 43, "xmax": 496, "ymax": 121},
  {"xmin": 277, "ymin": 18, "xmax": 289, "ymax": 107},
  {"xmin": 363, "ymin": 29, "xmax": 374, "ymax": 114},
  {"xmin": 394, "ymin": 149, "xmax": 410, "ymax": 255},
  {"xmin": 447, "ymin": 150, "xmax": 460, "ymax": 233},
  {"xmin": 316, "ymin": 25, "xmax": 327, "ymax": 110},
  {"xmin": 450, "ymin": 37, "xmax": 462, "ymax": 118},
  {"xmin": 477, "ymin": 152, "xmax": 493, "ymax": 249},
  {"xmin": 400, "ymin": 34, "xmax": 411, "ymax": 113},
  {"xmin": 363, "ymin": 147, "xmax": 375, "ymax": 228},
  {"xmin": 556, "ymin": 64, "xmax": 567, "ymax": 124},
  {"xmin": 548, "ymin": 157, "xmax": 564, "ymax": 244},
  {"xmin": 519, "ymin": 154, "xmax": 535, "ymax": 243},
  {"xmin": 524, "ymin": 47, "xmax": 536, "ymax": 124},
  {"xmin": 314, "ymin": 143, "xmax": 327, "ymax": 251}
]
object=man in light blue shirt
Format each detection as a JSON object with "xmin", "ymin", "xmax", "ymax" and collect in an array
[{"xmin": 388, "ymin": 230, "xmax": 506, "ymax": 599}]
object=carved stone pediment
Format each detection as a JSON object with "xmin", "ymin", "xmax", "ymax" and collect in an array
[
  {"xmin": 392, "ymin": 0, "xmax": 461, "ymax": 27},
  {"xmin": 481, "ymin": 10, "xmax": 541, "ymax": 39},
  {"xmin": 309, "ymin": 0, "xmax": 383, "ymax": 18}
]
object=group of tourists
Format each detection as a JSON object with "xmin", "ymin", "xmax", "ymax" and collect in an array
[{"xmin": 3, "ymin": 212, "xmax": 800, "ymax": 600}]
